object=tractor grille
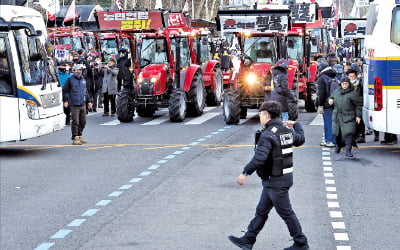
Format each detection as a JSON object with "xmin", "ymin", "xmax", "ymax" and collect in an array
[{"xmin": 138, "ymin": 79, "xmax": 154, "ymax": 96}]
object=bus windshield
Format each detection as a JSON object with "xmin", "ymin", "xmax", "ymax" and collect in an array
[
  {"xmin": 140, "ymin": 38, "xmax": 168, "ymax": 66},
  {"xmin": 391, "ymin": 7, "xmax": 400, "ymax": 45},
  {"xmin": 244, "ymin": 36, "xmax": 276, "ymax": 63},
  {"xmin": 14, "ymin": 29, "xmax": 57, "ymax": 86},
  {"xmin": 287, "ymin": 36, "xmax": 303, "ymax": 63}
]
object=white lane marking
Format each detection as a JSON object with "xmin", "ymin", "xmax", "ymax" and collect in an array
[
  {"xmin": 141, "ymin": 114, "xmax": 169, "ymax": 125},
  {"xmin": 322, "ymin": 148, "xmax": 331, "ymax": 151},
  {"xmin": 108, "ymin": 191, "xmax": 123, "ymax": 197},
  {"xmin": 323, "ymin": 167, "xmax": 333, "ymax": 171},
  {"xmin": 205, "ymin": 135, "xmax": 213, "ymax": 138},
  {"xmin": 203, "ymin": 107, "xmax": 216, "ymax": 112},
  {"xmin": 182, "ymin": 147, "xmax": 191, "ymax": 150},
  {"xmin": 239, "ymin": 112, "xmax": 258, "ymax": 124},
  {"xmin": 310, "ymin": 113, "xmax": 324, "ymax": 126},
  {"xmin": 157, "ymin": 160, "xmax": 168, "ymax": 164},
  {"xmin": 322, "ymin": 152, "xmax": 331, "ymax": 156},
  {"xmin": 139, "ymin": 171, "xmax": 151, "ymax": 176},
  {"xmin": 328, "ymin": 202, "xmax": 340, "ymax": 208},
  {"xmin": 197, "ymin": 138, "xmax": 206, "ymax": 142},
  {"xmin": 100, "ymin": 119, "xmax": 120, "ymax": 126},
  {"xmin": 129, "ymin": 178, "xmax": 143, "ymax": 183},
  {"xmin": 334, "ymin": 233, "xmax": 349, "ymax": 241},
  {"xmin": 148, "ymin": 165, "xmax": 160, "ymax": 170},
  {"xmin": 323, "ymin": 161, "xmax": 332, "ymax": 165},
  {"xmin": 82, "ymin": 209, "xmax": 99, "ymax": 217},
  {"xmin": 326, "ymin": 187, "xmax": 337, "ymax": 192},
  {"xmin": 68, "ymin": 219, "xmax": 86, "ymax": 227},
  {"xmin": 217, "ymin": 129, "xmax": 226, "ymax": 132},
  {"xmin": 96, "ymin": 200, "xmax": 111, "ymax": 206},
  {"xmin": 51, "ymin": 229, "xmax": 72, "ymax": 239},
  {"xmin": 337, "ymin": 246, "xmax": 352, "ymax": 250},
  {"xmin": 324, "ymin": 173, "xmax": 334, "ymax": 177},
  {"xmin": 332, "ymin": 222, "xmax": 346, "ymax": 229},
  {"xmin": 119, "ymin": 184, "xmax": 133, "ymax": 190},
  {"xmin": 211, "ymin": 132, "xmax": 220, "ymax": 135},
  {"xmin": 325, "ymin": 179, "xmax": 336, "ymax": 185},
  {"xmin": 173, "ymin": 151, "xmax": 184, "ymax": 155},
  {"xmin": 34, "ymin": 243, "xmax": 55, "ymax": 250},
  {"xmin": 224, "ymin": 125, "xmax": 233, "ymax": 129},
  {"xmin": 330, "ymin": 211, "xmax": 343, "ymax": 218},
  {"xmin": 327, "ymin": 193, "xmax": 338, "ymax": 199},
  {"xmin": 184, "ymin": 112, "xmax": 220, "ymax": 125},
  {"xmin": 164, "ymin": 155, "xmax": 176, "ymax": 159},
  {"xmin": 322, "ymin": 156, "xmax": 332, "ymax": 160},
  {"xmin": 189, "ymin": 142, "xmax": 200, "ymax": 145}
]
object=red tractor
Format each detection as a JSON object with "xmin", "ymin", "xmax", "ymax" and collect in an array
[
  {"xmin": 47, "ymin": 26, "xmax": 86, "ymax": 62},
  {"xmin": 216, "ymin": 9, "xmax": 292, "ymax": 124},
  {"xmin": 96, "ymin": 10, "xmax": 205, "ymax": 122}
]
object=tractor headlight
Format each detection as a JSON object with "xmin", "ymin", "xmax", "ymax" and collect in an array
[
  {"xmin": 246, "ymin": 73, "xmax": 257, "ymax": 85},
  {"xmin": 150, "ymin": 76, "xmax": 158, "ymax": 83},
  {"xmin": 138, "ymin": 77, "xmax": 144, "ymax": 83},
  {"xmin": 26, "ymin": 100, "xmax": 40, "ymax": 119}
]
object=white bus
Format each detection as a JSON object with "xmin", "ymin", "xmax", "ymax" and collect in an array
[
  {"xmin": 0, "ymin": 5, "xmax": 65, "ymax": 143},
  {"xmin": 363, "ymin": 0, "xmax": 400, "ymax": 135}
]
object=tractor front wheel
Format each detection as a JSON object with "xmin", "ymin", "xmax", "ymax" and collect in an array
[
  {"xmin": 116, "ymin": 89, "xmax": 135, "ymax": 122},
  {"xmin": 222, "ymin": 89, "xmax": 240, "ymax": 125},
  {"xmin": 169, "ymin": 90, "xmax": 187, "ymax": 122}
]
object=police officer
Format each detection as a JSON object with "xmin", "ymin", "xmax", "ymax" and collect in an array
[{"xmin": 228, "ymin": 101, "xmax": 309, "ymax": 250}]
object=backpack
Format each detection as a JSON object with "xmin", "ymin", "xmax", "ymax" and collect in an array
[{"xmin": 321, "ymin": 75, "xmax": 340, "ymax": 98}]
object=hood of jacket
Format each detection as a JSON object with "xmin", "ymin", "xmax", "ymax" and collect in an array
[
  {"xmin": 272, "ymin": 66, "xmax": 287, "ymax": 75},
  {"xmin": 320, "ymin": 68, "xmax": 337, "ymax": 78}
]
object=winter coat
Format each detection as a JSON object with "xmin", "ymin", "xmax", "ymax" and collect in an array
[
  {"xmin": 331, "ymin": 85, "xmax": 362, "ymax": 136},
  {"xmin": 270, "ymin": 67, "xmax": 291, "ymax": 112},
  {"xmin": 58, "ymin": 69, "xmax": 71, "ymax": 88},
  {"xmin": 62, "ymin": 75, "xmax": 92, "ymax": 106},
  {"xmin": 317, "ymin": 68, "xmax": 337, "ymax": 109},
  {"xmin": 102, "ymin": 66, "xmax": 119, "ymax": 95},
  {"xmin": 117, "ymin": 55, "xmax": 132, "ymax": 81}
]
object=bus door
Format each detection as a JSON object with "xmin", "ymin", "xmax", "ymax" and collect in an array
[{"xmin": 0, "ymin": 34, "xmax": 20, "ymax": 142}]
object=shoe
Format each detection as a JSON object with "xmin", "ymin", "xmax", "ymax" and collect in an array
[
  {"xmin": 72, "ymin": 136, "xmax": 82, "ymax": 145},
  {"xmin": 284, "ymin": 243, "xmax": 310, "ymax": 250},
  {"xmin": 320, "ymin": 141, "xmax": 326, "ymax": 146},
  {"xmin": 366, "ymin": 130, "xmax": 373, "ymax": 135},
  {"xmin": 102, "ymin": 112, "xmax": 109, "ymax": 116},
  {"xmin": 65, "ymin": 121, "xmax": 71, "ymax": 126},
  {"xmin": 79, "ymin": 136, "xmax": 88, "ymax": 144},
  {"xmin": 374, "ymin": 136, "xmax": 379, "ymax": 142},
  {"xmin": 111, "ymin": 113, "xmax": 116, "ymax": 117},
  {"xmin": 92, "ymin": 109, "xmax": 97, "ymax": 112},
  {"xmin": 355, "ymin": 137, "xmax": 366, "ymax": 143},
  {"xmin": 335, "ymin": 145, "xmax": 341, "ymax": 153},
  {"xmin": 98, "ymin": 105, "xmax": 103, "ymax": 108},
  {"xmin": 325, "ymin": 142, "xmax": 336, "ymax": 147},
  {"xmin": 346, "ymin": 150, "xmax": 353, "ymax": 157},
  {"xmin": 228, "ymin": 236, "xmax": 253, "ymax": 250}
]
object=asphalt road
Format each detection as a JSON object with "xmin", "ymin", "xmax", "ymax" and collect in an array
[{"xmin": 1, "ymin": 107, "xmax": 399, "ymax": 250}]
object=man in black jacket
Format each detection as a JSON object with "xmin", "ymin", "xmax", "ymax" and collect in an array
[{"xmin": 228, "ymin": 101, "xmax": 309, "ymax": 250}]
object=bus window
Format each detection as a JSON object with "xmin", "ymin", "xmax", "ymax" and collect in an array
[
  {"xmin": 0, "ymin": 37, "xmax": 13, "ymax": 95},
  {"xmin": 391, "ymin": 7, "xmax": 400, "ymax": 45}
]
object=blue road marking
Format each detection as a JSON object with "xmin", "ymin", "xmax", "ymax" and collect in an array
[
  {"xmin": 34, "ymin": 242, "xmax": 55, "ymax": 250},
  {"xmin": 96, "ymin": 200, "xmax": 112, "ymax": 206},
  {"xmin": 129, "ymin": 178, "xmax": 143, "ymax": 183},
  {"xmin": 139, "ymin": 171, "xmax": 152, "ymax": 176},
  {"xmin": 68, "ymin": 219, "xmax": 86, "ymax": 227},
  {"xmin": 119, "ymin": 184, "xmax": 133, "ymax": 190},
  {"xmin": 164, "ymin": 155, "xmax": 176, "ymax": 159},
  {"xmin": 82, "ymin": 209, "xmax": 100, "ymax": 216},
  {"xmin": 108, "ymin": 191, "xmax": 123, "ymax": 197},
  {"xmin": 157, "ymin": 160, "xmax": 168, "ymax": 164},
  {"xmin": 51, "ymin": 229, "xmax": 72, "ymax": 239},
  {"xmin": 182, "ymin": 147, "xmax": 191, "ymax": 150},
  {"xmin": 148, "ymin": 165, "xmax": 160, "ymax": 170}
]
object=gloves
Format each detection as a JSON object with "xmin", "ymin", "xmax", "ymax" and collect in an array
[{"xmin": 317, "ymin": 106, "xmax": 324, "ymax": 114}]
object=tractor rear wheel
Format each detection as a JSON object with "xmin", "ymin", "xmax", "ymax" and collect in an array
[
  {"xmin": 187, "ymin": 73, "xmax": 205, "ymax": 117},
  {"xmin": 206, "ymin": 68, "xmax": 223, "ymax": 106},
  {"xmin": 169, "ymin": 90, "xmax": 187, "ymax": 122},
  {"xmin": 222, "ymin": 89, "xmax": 240, "ymax": 125},
  {"xmin": 116, "ymin": 89, "xmax": 135, "ymax": 122}
]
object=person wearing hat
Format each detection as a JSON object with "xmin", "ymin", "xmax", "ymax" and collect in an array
[
  {"xmin": 58, "ymin": 61, "xmax": 71, "ymax": 125},
  {"xmin": 268, "ymin": 59, "xmax": 293, "ymax": 122},
  {"xmin": 229, "ymin": 101, "xmax": 309, "ymax": 250},
  {"xmin": 102, "ymin": 57, "xmax": 119, "ymax": 116},
  {"xmin": 316, "ymin": 62, "xmax": 337, "ymax": 147},
  {"xmin": 328, "ymin": 77, "xmax": 362, "ymax": 157},
  {"xmin": 347, "ymin": 69, "xmax": 365, "ymax": 143},
  {"xmin": 62, "ymin": 64, "xmax": 93, "ymax": 145},
  {"xmin": 116, "ymin": 47, "xmax": 132, "ymax": 91}
]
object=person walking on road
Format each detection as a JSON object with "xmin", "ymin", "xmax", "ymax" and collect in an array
[
  {"xmin": 102, "ymin": 57, "xmax": 119, "ymax": 116},
  {"xmin": 62, "ymin": 64, "xmax": 92, "ymax": 145},
  {"xmin": 329, "ymin": 78, "xmax": 362, "ymax": 157},
  {"xmin": 58, "ymin": 61, "xmax": 71, "ymax": 125},
  {"xmin": 228, "ymin": 101, "xmax": 309, "ymax": 250},
  {"xmin": 347, "ymin": 69, "xmax": 365, "ymax": 143},
  {"xmin": 317, "ymin": 62, "xmax": 338, "ymax": 147}
]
